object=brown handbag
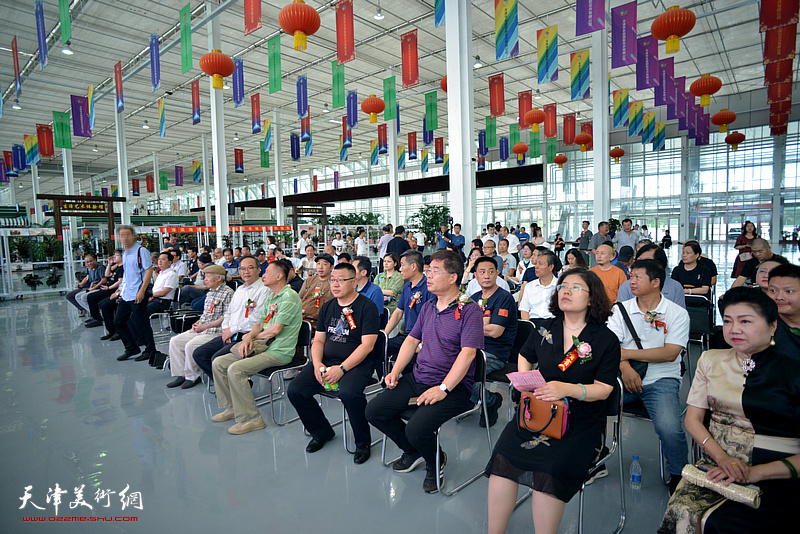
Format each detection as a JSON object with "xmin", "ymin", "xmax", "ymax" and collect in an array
[{"xmin": 518, "ymin": 392, "xmax": 570, "ymax": 440}]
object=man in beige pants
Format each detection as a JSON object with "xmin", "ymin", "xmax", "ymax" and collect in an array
[{"xmin": 212, "ymin": 260, "xmax": 303, "ymax": 435}]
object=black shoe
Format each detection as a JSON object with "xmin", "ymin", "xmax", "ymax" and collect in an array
[
  {"xmin": 100, "ymin": 332, "xmax": 115, "ymax": 340},
  {"xmin": 181, "ymin": 377, "xmax": 202, "ymax": 389},
  {"xmin": 152, "ymin": 351, "xmax": 168, "ymax": 369},
  {"xmin": 668, "ymin": 475, "xmax": 682, "ymax": 496},
  {"xmin": 85, "ymin": 319, "xmax": 102, "ymax": 328},
  {"xmin": 134, "ymin": 352, "xmax": 151, "ymax": 362},
  {"xmin": 305, "ymin": 431, "xmax": 335, "ymax": 453},
  {"xmin": 167, "ymin": 377, "xmax": 186, "ymax": 388},
  {"xmin": 109, "ymin": 334, "xmax": 121, "ymax": 341},
  {"xmin": 423, "ymin": 451, "xmax": 447, "ymax": 493},
  {"xmin": 392, "ymin": 451, "xmax": 424, "ymax": 473},
  {"xmin": 479, "ymin": 392, "xmax": 504, "ymax": 428},
  {"xmin": 353, "ymin": 447, "xmax": 371, "ymax": 464},
  {"xmin": 117, "ymin": 351, "xmax": 140, "ymax": 361}
]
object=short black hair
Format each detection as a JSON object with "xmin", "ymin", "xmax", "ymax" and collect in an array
[
  {"xmin": 159, "ymin": 251, "xmax": 172, "ymax": 262},
  {"xmin": 683, "ymin": 242, "xmax": 702, "ymax": 255},
  {"xmin": 333, "ymin": 262, "xmax": 357, "ymax": 278},
  {"xmin": 234, "ymin": 247, "xmax": 242, "ymax": 253},
  {"xmin": 598, "ymin": 221, "xmax": 609, "ymax": 228},
  {"xmin": 301, "ymin": 230, "xmax": 307, "ymax": 237},
  {"xmin": 430, "ymin": 249, "xmax": 464, "ymax": 283},
  {"xmin": 499, "ymin": 238, "xmax": 509, "ymax": 246},
  {"xmin": 84, "ymin": 253, "xmax": 97, "ymax": 261},
  {"xmin": 454, "ymin": 223, "xmax": 461, "ymax": 229},
  {"xmin": 395, "ymin": 225, "xmax": 405, "ymax": 235},
  {"xmin": 223, "ymin": 248, "xmax": 233, "ymax": 255},
  {"xmin": 400, "ymin": 249, "xmax": 424, "ymax": 272},
  {"xmin": 768, "ymin": 263, "xmax": 800, "ymax": 283},
  {"xmin": 622, "ymin": 218, "xmax": 632, "ymax": 225},
  {"xmin": 534, "ymin": 245, "xmax": 549, "ymax": 254},
  {"xmin": 269, "ymin": 258, "xmax": 291, "ymax": 280},
  {"xmin": 719, "ymin": 286, "xmax": 778, "ymax": 325},
  {"xmin": 630, "ymin": 259, "xmax": 666, "ymax": 290},
  {"xmin": 338, "ymin": 252, "xmax": 351, "ymax": 262},
  {"xmin": 635, "ymin": 243, "xmax": 669, "ymax": 268},
  {"xmin": 487, "ymin": 224, "xmax": 495, "ymax": 230},
  {"xmin": 538, "ymin": 251, "xmax": 559, "ymax": 271},
  {"xmin": 423, "ymin": 255, "xmax": 432, "ymax": 266},
  {"xmin": 473, "ymin": 255, "xmax": 498, "ymax": 272},
  {"xmin": 353, "ymin": 256, "xmax": 371, "ymax": 276},
  {"xmin": 305, "ymin": 244, "xmax": 315, "ymax": 251},
  {"xmin": 187, "ymin": 246, "xmax": 197, "ymax": 254},
  {"xmin": 239, "ymin": 255, "xmax": 259, "ymax": 268},
  {"xmin": 198, "ymin": 252, "xmax": 213, "ymax": 264}
]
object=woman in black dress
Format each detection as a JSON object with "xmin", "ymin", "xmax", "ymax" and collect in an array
[{"xmin": 486, "ymin": 267, "xmax": 620, "ymax": 534}]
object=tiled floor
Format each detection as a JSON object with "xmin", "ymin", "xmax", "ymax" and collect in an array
[{"xmin": 0, "ymin": 242, "xmax": 795, "ymax": 533}]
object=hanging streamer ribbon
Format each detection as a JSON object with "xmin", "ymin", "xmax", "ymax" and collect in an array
[
  {"xmin": 378, "ymin": 124, "xmax": 388, "ymax": 154},
  {"xmin": 408, "ymin": 131, "xmax": 417, "ymax": 160}
]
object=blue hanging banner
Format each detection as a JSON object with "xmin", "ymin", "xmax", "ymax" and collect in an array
[
  {"xmin": 423, "ymin": 117, "xmax": 433, "ymax": 145},
  {"xmin": 35, "ymin": 0, "xmax": 48, "ymax": 70},
  {"xmin": 396, "ymin": 104, "xmax": 401, "ymax": 134},
  {"xmin": 297, "ymin": 75, "xmax": 308, "ymax": 118},
  {"xmin": 150, "ymin": 33, "xmax": 161, "ymax": 92},
  {"xmin": 12, "ymin": 144, "xmax": 27, "ymax": 171},
  {"xmin": 478, "ymin": 130, "xmax": 487, "ymax": 156},
  {"xmin": 293, "ymin": 178, "xmax": 298, "ymax": 194},
  {"xmin": 499, "ymin": 136, "xmax": 509, "ymax": 161},
  {"xmin": 290, "ymin": 133, "xmax": 301, "ymax": 161},
  {"xmin": 232, "ymin": 57, "xmax": 244, "ymax": 108},
  {"xmin": 346, "ymin": 90, "xmax": 358, "ymax": 130}
]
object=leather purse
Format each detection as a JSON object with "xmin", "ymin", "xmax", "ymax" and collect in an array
[{"xmin": 518, "ymin": 392, "xmax": 570, "ymax": 439}]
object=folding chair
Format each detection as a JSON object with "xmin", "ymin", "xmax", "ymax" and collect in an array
[
  {"xmin": 622, "ymin": 399, "xmax": 671, "ymax": 485},
  {"xmin": 380, "ymin": 350, "xmax": 493, "ymax": 496},
  {"xmin": 379, "ymin": 308, "xmax": 389, "ymax": 329},
  {"xmin": 686, "ymin": 294, "xmax": 714, "ymax": 352},
  {"xmin": 485, "ymin": 319, "xmax": 535, "ymax": 421},
  {"xmin": 150, "ymin": 286, "xmax": 181, "ymax": 344}
]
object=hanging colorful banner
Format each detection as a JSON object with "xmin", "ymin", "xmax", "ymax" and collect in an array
[
  {"xmin": 443, "ymin": 154, "xmax": 449, "ymax": 174},
  {"xmin": 264, "ymin": 118, "xmax": 272, "ymax": 150},
  {"xmin": 3, "ymin": 151, "xmax": 16, "ymax": 178},
  {"xmin": 642, "ymin": 112, "xmax": 656, "ymax": 143},
  {"xmin": 488, "ymin": 73, "xmax": 505, "ymax": 117},
  {"xmin": 87, "ymin": 84, "xmax": 95, "ymax": 129},
  {"xmin": 150, "ymin": 33, "xmax": 161, "ymax": 91},
  {"xmin": 421, "ymin": 149, "xmax": 429, "ymax": 172},
  {"xmin": 191, "ymin": 79, "xmax": 200, "ymax": 124},
  {"xmin": 612, "ymin": 89, "xmax": 629, "ymax": 128},
  {"xmin": 132, "ymin": 179, "xmax": 140, "ymax": 196},
  {"xmin": 301, "ymin": 113, "xmax": 311, "ymax": 142},
  {"xmin": 499, "ymin": 137, "xmax": 509, "ymax": 161},
  {"xmin": 408, "ymin": 131, "xmax": 417, "ymax": 159},
  {"xmin": 655, "ymin": 58, "xmax": 676, "ymax": 106},
  {"xmin": 53, "ymin": 111, "xmax": 72, "ymax": 149},
  {"xmin": 486, "ymin": 116, "xmax": 497, "ymax": 147},
  {"xmin": 160, "ymin": 170, "xmax": 169, "ymax": 191},
  {"xmin": 425, "ymin": 91, "xmax": 439, "ymax": 129},
  {"xmin": 768, "ymin": 82, "xmax": 793, "ymax": 103},
  {"xmin": 347, "ymin": 90, "xmax": 358, "ymax": 129},
  {"xmin": 260, "ymin": 142, "xmax": 270, "ymax": 168},
  {"xmin": 261, "ymin": 184, "xmax": 266, "ymax": 198},
  {"xmin": 59, "ymin": 0, "xmax": 71, "ymax": 44},
  {"xmin": 193, "ymin": 161, "xmax": 202, "ymax": 182},
  {"xmin": 290, "ymin": 133, "xmax": 301, "ymax": 161},
  {"xmin": 251, "ymin": 94, "xmax": 261, "ymax": 134},
  {"xmin": 111, "ymin": 185, "xmax": 118, "ymax": 197},
  {"xmin": 35, "ymin": 0, "xmax": 48, "ymax": 70},
  {"xmin": 543, "ymin": 103, "xmax": 557, "ymax": 139},
  {"xmin": 179, "ymin": 3, "xmax": 192, "ymax": 74},
  {"xmin": 339, "ymin": 135, "xmax": 348, "ymax": 162},
  {"xmin": 297, "ymin": 75, "xmax": 308, "ymax": 118},
  {"xmin": 435, "ymin": 0, "xmax": 445, "ymax": 27},
  {"xmin": 576, "ymin": 0, "xmax": 605, "ymax": 36},
  {"xmin": 636, "ymin": 35, "xmax": 660, "ymax": 90},
  {"xmin": 12, "ymin": 145, "xmax": 25, "ymax": 171},
  {"xmin": 509, "ymin": 124, "xmax": 520, "ymax": 146},
  {"xmin": 760, "ymin": 0, "xmax": 800, "ymax": 31},
  {"xmin": 378, "ymin": 124, "xmax": 388, "ymax": 154},
  {"xmin": 234, "ymin": 149, "xmax": 244, "ymax": 173},
  {"xmin": 0, "ymin": 159, "xmax": 6, "ymax": 183},
  {"xmin": 146, "ymin": 174, "xmax": 154, "ymax": 193},
  {"xmin": 423, "ymin": 117, "xmax": 434, "ymax": 145},
  {"xmin": 628, "ymin": 101, "xmax": 643, "ymax": 137},
  {"xmin": 570, "ymin": 49, "xmax": 590, "ymax": 100},
  {"xmin": 342, "ymin": 117, "xmax": 353, "ymax": 148},
  {"xmin": 336, "ymin": 0, "xmax": 355, "ymax": 64},
  {"xmin": 398, "ymin": 146, "xmax": 406, "ymax": 170},
  {"xmin": 12, "ymin": 36, "xmax": 21, "ymax": 95},
  {"xmin": 563, "ymin": 113, "xmax": 576, "ymax": 145},
  {"xmin": 305, "ymin": 129, "xmax": 313, "ymax": 157},
  {"xmin": 244, "ymin": 0, "xmax": 262, "ymax": 35},
  {"xmin": 478, "ymin": 157, "xmax": 486, "ymax": 171},
  {"xmin": 611, "ymin": 2, "xmax": 637, "ymax": 69},
  {"xmin": 37, "ymin": 124, "xmax": 54, "ymax": 158},
  {"xmin": 370, "ymin": 140, "xmax": 379, "ymax": 166},
  {"xmin": 653, "ymin": 122, "xmax": 666, "ymax": 151},
  {"xmin": 435, "ymin": 137, "xmax": 444, "ymax": 163},
  {"xmin": 478, "ymin": 130, "xmax": 488, "ymax": 156},
  {"xmin": 268, "ymin": 35, "xmax": 282, "ymax": 93},
  {"xmin": 24, "ymin": 135, "xmax": 39, "ymax": 167},
  {"xmin": 175, "ymin": 166, "xmax": 184, "ymax": 186},
  {"xmin": 495, "ymin": 0, "xmax": 520, "ymax": 61},
  {"xmin": 530, "ymin": 131, "xmax": 541, "ymax": 158},
  {"xmin": 158, "ymin": 98, "xmax": 166, "ymax": 137},
  {"xmin": 384, "ymin": 76, "xmax": 397, "ymax": 121},
  {"xmin": 114, "ymin": 61, "xmax": 124, "ymax": 113},
  {"xmin": 537, "ymin": 26, "xmax": 558, "ymax": 84},
  {"xmin": 763, "ymin": 25, "xmax": 797, "ymax": 63},
  {"xmin": 518, "ymin": 90, "xmax": 532, "ymax": 128},
  {"xmin": 232, "ymin": 58, "xmax": 244, "ymax": 108},
  {"xmin": 332, "ymin": 60, "xmax": 346, "ymax": 108},
  {"xmin": 401, "ymin": 29, "xmax": 420, "ymax": 88},
  {"xmin": 70, "ymin": 95, "xmax": 91, "ymax": 138}
]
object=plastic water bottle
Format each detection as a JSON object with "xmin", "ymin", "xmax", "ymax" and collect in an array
[{"xmin": 630, "ymin": 455, "xmax": 642, "ymax": 491}]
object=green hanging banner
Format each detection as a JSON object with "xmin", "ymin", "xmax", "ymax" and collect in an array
[
  {"xmin": 58, "ymin": 0, "xmax": 71, "ymax": 44},
  {"xmin": 179, "ymin": 4, "xmax": 192, "ymax": 74},
  {"xmin": 486, "ymin": 116, "xmax": 497, "ymax": 147},
  {"xmin": 509, "ymin": 124, "xmax": 520, "ymax": 146},
  {"xmin": 530, "ymin": 132, "xmax": 540, "ymax": 158},
  {"xmin": 424, "ymin": 91, "xmax": 438, "ymax": 131},
  {"xmin": 268, "ymin": 35, "xmax": 281, "ymax": 93},
  {"xmin": 160, "ymin": 170, "xmax": 169, "ymax": 190},
  {"xmin": 332, "ymin": 61, "xmax": 345, "ymax": 109},
  {"xmin": 546, "ymin": 138, "xmax": 557, "ymax": 163},
  {"xmin": 52, "ymin": 111, "xmax": 72, "ymax": 149},
  {"xmin": 383, "ymin": 76, "xmax": 397, "ymax": 121},
  {"xmin": 260, "ymin": 141, "xmax": 270, "ymax": 168}
]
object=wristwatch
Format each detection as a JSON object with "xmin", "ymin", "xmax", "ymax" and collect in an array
[
  {"xmin": 439, "ymin": 383, "xmax": 450, "ymax": 394},
  {"xmin": 339, "ymin": 364, "xmax": 347, "ymax": 374}
]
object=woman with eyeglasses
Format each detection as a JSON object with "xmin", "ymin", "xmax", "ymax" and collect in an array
[{"xmin": 486, "ymin": 267, "xmax": 620, "ymax": 534}]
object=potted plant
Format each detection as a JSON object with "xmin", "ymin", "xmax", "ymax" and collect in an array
[
  {"xmin": 23, "ymin": 273, "xmax": 43, "ymax": 291},
  {"xmin": 42, "ymin": 236, "xmax": 59, "ymax": 262},
  {"xmin": 45, "ymin": 268, "xmax": 62, "ymax": 289},
  {"xmin": 12, "ymin": 237, "xmax": 33, "ymax": 262}
]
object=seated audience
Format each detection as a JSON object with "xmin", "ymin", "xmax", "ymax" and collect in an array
[
  {"xmin": 617, "ymin": 244, "xmax": 686, "ymax": 309},
  {"xmin": 519, "ymin": 251, "xmax": 559, "ymax": 321},
  {"xmin": 221, "ymin": 248, "xmax": 240, "ymax": 280},
  {"xmin": 497, "ymin": 239, "xmax": 517, "ymax": 282},
  {"xmin": 481, "ymin": 239, "xmax": 504, "ymax": 273},
  {"xmin": 179, "ymin": 252, "xmax": 212, "ymax": 306},
  {"xmin": 684, "ymin": 240, "xmax": 718, "ymax": 285},
  {"xmin": 767, "ymin": 263, "xmax": 800, "ymax": 355},
  {"xmin": 672, "ymin": 242, "xmax": 713, "ymax": 296},
  {"xmin": 755, "ymin": 257, "xmax": 789, "ymax": 292},
  {"xmin": 297, "ymin": 253, "xmax": 335, "ymax": 329},
  {"xmin": 383, "ymin": 250, "xmax": 433, "ymax": 362},
  {"xmin": 353, "ymin": 256, "xmax": 384, "ymax": 316},
  {"xmin": 511, "ymin": 242, "xmax": 537, "ymax": 285},
  {"xmin": 377, "ymin": 253, "xmax": 404, "ymax": 316},
  {"xmin": 590, "ymin": 243, "xmax": 627, "ymax": 304},
  {"xmin": 732, "ymin": 238, "xmax": 788, "ymax": 288},
  {"xmin": 67, "ymin": 253, "xmax": 105, "ymax": 318},
  {"xmin": 85, "ymin": 251, "xmax": 123, "ymax": 328},
  {"xmin": 185, "ymin": 247, "xmax": 199, "ymax": 281},
  {"xmin": 170, "ymin": 249, "xmax": 188, "ymax": 279},
  {"xmin": 299, "ymin": 244, "xmax": 317, "ymax": 279}
]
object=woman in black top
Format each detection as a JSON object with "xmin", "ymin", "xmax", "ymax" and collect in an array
[
  {"xmin": 672, "ymin": 242, "xmax": 713, "ymax": 296},
  {"xmin": 486, "ymin": 268, "xmax": 620, "ymax": 534}
]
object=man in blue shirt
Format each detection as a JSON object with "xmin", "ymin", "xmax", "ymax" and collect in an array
[
  {"xmin": 450, "ymin": 224, "xmax": 465, "ymax": 256},
  {"xmin": 353, "ymin": 256, "xmax": 384, "ymax": 316},
  {"xmin": 436, "ymin": 224, "xmax": 451, "ymax": 249},
  {"xmin": 517, "ymin": 226, "xmax": 530, "ymax": 244},
  {"xmin": 114, "ymin": 225, "xmax": 155, "ymax": 362},
  {"xmin": 617, "ymin": 244, "xmax": 686, "ymax": 309},
  {"xmin": 383, "ymin": 250, "xmax": 433, "ymax": 367}
]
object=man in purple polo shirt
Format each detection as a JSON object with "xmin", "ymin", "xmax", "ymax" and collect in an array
[{"xmin": 366, "ymin": 250, "xmax": 484, "ymax": 493}]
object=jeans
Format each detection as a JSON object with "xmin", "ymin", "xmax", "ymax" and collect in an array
[
  {"xmin": 191, "ymin": 295, "xmax": 206, "ymax": 312},
  {"xmin": 470, "ymin": 352, "xmax": 506, "ymax": 407},
  {"xmin": 179, "ymin": 285, "xmax": 206, "ymax": 305},
  {"xmin": 623, "ymin": 377, "xmax": 688, "ymax": 477}
]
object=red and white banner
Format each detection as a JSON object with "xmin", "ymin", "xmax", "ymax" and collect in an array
[
  {"xmin": 543, "ymin": 103, "xmax": 557, "ymax": 139},
  {"xmin": 518, "ymin": 90, "xmax": 532, "ymax": 128},
  {"xmin": 763, "ymin": 25, "xmax": 797, "ymax": 63},
  {"xmin": 580, "ymin": 121, "xmax": 594, "ymax": 150},
  {"xmin": 489, "ymin": 74, "xmax": 505, "ymax": 117},
  {"xmin": 401, "ymin": 29, "xmax": 419, "ymax": 88},
  {"xmin": 759, "ymin": 0, "xmax": 799, "ymax": 31},
  {"xmin": 244, "ymin": 0, "xmax": 262, "ymax": 35},
  {"xmin": 563, "ymin": 113, "xmax": 576, "ymax": 145},
  {"xmin": 335, "ymin": 0, "xmax": 356, "ymax": 64}
]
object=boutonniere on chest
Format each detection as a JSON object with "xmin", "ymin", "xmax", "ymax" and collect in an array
[
  {"xmin": 480, "ymin": 298, "xmax": 490, "ymax": 316},
  {"xmin": 448, "ymin": 292, "xmax": 472, "ymax": 320},
  {"xmin": 409, "ymin": 291, "xmax": 422, "ymax": 309},
  {"xmin": 558, "ymin": 336, "xmax": 593, "ymax": 371},
  {"xmin": 645, "ymin": 311, "xmax": 668, "ymax": 333},
  {"xmin": 313, "ymin": 286, "xmax": 323, "ymax": 308},
  {"xmin": 244, "ymin": 298, "xmax": 257, "ymax": 318},
  {"xmin": 264, "ymin": 304, "xmax": 278, "ymax": 323},
  {"xmin": 208, "ymin": 299, "xmax": 220, "ymax": 313},
  {"xmin": 341, "ymin": 307, "xmax": 356, "ymax": 329}
]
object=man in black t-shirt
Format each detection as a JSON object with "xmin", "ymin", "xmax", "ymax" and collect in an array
[
  {"xmin": 287, "ymin": 263, "xmax": 380, "ymax": 464},
  {"xmin": 733, "ymin": 238, "xmax": 788, "ymax": 288},
  {"xmin": 386, "ymin": 225, "xmax": 411, "ymax": 258}
]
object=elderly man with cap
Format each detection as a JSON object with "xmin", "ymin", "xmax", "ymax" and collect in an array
[
  {"xmin": 166, "ymin": 265, "xmax": 234, "ymax": 389},
  {"xmin": 297, "ymin": 253, "xmax": 336, "ymax": 329}
]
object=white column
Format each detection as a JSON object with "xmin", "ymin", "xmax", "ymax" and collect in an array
[
  {"xmin": 201, "ymin": 134, "xmax": 212, "ymax": 225},
  {"xmin": 591, "ymin": 29, "xmax": 610, "ymax": 223},
  {"xmin": 62, "ymin": 148, "xmax": 76, "ymax": 232},
  {"xmin": 679, "ymin": 133, "xmax": 690, "ymax": 241},
  {"xmin": 113, "ymin": 109, "xmax": 131, "ymax": 225},
  {"xmin": 8, "ymin": 175, "xmax": 16, "ymax": 205},
  {"xmin": 772, "ymin": 134, "xmax": 786, "ymax": 245},
  {"xmin": 444, "ymin": 0, "xmax": 476, "ymax": 240},
  {"xmin": 208, "ymin": 2, "xmax": 228, "ymax": 245},
  {"xmin": 273, "ymin": 108, "xmax": 284, "ymax": 226},
  {"xmin": 386, "ymin": 68, "xmax": 400, "ymax": 226},
  {"xmin": 31, "ymin": 165, "xmax": 42, "ymax": 224}
]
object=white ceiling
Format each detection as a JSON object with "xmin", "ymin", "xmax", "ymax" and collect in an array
[{"xmin": 0, "ymin": 0, "xmax": 786, "ymax": 208}]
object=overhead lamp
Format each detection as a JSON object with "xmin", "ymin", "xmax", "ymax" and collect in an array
[
  {"xmin": 142, "ymin": 120, "xmax": 150, "ymax": 129},
  {"xmin": 233, "ymin": 133, "xmax": 239, "ymax": 141},
  {"xmin": 374, "ymin": 2, "xmax": 384, "ymax": 21},
  {"xmin": 328, "ymin": 119, "xmax": 340, "ymax": 124},
  {"xmin": 61, "ymin": 40, "xmax": 74, "ymax": 55},
  {"xmin": 534, "ymin": 89, "xmax": 542, "ymax": 100},
  {"xmin": 473, "ymin": 55, "xmax": 482, "ymax": 69},
  {"xmin": 222, "ymin": 80, "xmax": 230, "ymax": 90},
  {"xmin": 323, "ymin": 103, "xmax": 330, "ymax": 113},
  {"xmin": 92, "ymin": 145, "xmax": 98, "ymax": 152},
  {"xmin": 18, "ymin": 184, "xmax": 24, "ymax": 188},
  {"xmin": 11, "ymin": 99, "xmax": 21, "ymax": 110}
]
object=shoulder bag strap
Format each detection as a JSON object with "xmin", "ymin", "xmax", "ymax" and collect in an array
[{"xmin": 615, "ymin": 302, "xmax": 644, "ymax": 350}]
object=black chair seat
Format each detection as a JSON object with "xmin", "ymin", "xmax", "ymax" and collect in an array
[{"xmin": 487, "ymin": 361, "xmax": 517, "ymax": 383}]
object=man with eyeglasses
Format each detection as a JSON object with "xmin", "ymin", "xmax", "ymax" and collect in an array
[
  {"xmin": 287, "ymin": 263, "xmax": 380, "ymax": 463},
  {"xmin": 481, "ymin": 239, "xmax": 504, "ymax": 273}
]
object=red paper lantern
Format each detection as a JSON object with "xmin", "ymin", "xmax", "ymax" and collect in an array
[
  {"xmin": 553, "ymin": 154, "xmax": 568, "ymax": 169},
  {"xmin": 725, "ymin": 131, "xmax": 745, "ymax": 151},
  {"xmin": 512, "ymin": 142, "xmax": 528, "ymax": 155},
  {"xmin": 711, "ymin": 109, "xmax": 736, "ymax": 133},
  {"xmin": 440, "ymin": 75, "xmax": 447, "ymax": 93},
  {"xmin": 651, "ymin": 6, "xmax": 696, "ymax": 54},
  {"xmin": 82, "ymin": 229, "xmax": 91, "ymax": 236},
  {"xmin": 574, "ymin": 132, "xmax": 593, "ymax": 152},
  {"xmin": 610, "ymin": 147, "xmax": 625, "ymax": 163},
  {"xmin": 690, "ymin": 74, "xmax": 722, "ymax": 106},
  {"xmin": 199, "ymin": 49, "xmax": 236, "ymax": 90},
  {"xmin": 278, "ymin": 0, "xmax": 321, "ymax": 52},
  {"xmin": 361, "ymin": 94, "xmax": 385, "ymax": 124},
  {"xmin": 524, "ymin": 108, "xmax": 546, "ymax": 133}
]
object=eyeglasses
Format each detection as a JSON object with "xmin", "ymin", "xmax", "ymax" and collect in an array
[
  {"xmin": 240, "ymin": 266, "xmax": 258, "ymax": 272},
  {"xmin": 557, "ymin": 284, "xmax": 589, "ymax": 293},
  {"xmin": 428, "ymin": 269, "xmax": 451, "ymax": 277},
  {"xmin": 329, "ymin": 277, "xmax": 355, "ymax": 284}
]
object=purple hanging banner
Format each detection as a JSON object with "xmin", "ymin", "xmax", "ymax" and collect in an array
[
  {"xmin": 346, "ymin": 90, "xmax": 358, "ymax": 129},
  {"xmin": 0, "ymin": 158, "xmax": 6, "ymax": 183},
  {"xmin": 636, "ymin": 35, "xmax": 660, "ymax": 91},
  {"xmin": 667, "ymin": 77, "xmax": 686, "ymax": 119},
  {"xmin": 423, "ymin": 117, "xmax": 434, "ymax": 145},
  {"xmin": 150, "ymin": 33, "xmax": 161, "ymax": 92},
  {"xmin": 654, "ymin": 58, "xmax": 675, "ymax": 106},
  {"xmin": 297, "ymin": 75, "xmax": 308, "ymax": 118},
  {"xmin": 611, "ymin": 2, "xmax": 637, "ymax": 69},
  {"xmin": 576, "ymin": 0, "xmax": 606, "ymax": 36},
  {"xmin": 35, "ymin": 0, "xmax": 48, "ymax": 70},
  {"xmin": 175, "ymin": 166, "xmax": 183, "ymax": 186},
  {"xmin": 232, "ymin": 57, "xmax": 244, "ymax": 108},
  {"xmin": 101, "ymin": 187, "xmax": 109, "ymax": 197},
  {"xmin": 71, "ymin": 95, "xmax": 92, "ymax": 138},
  {"xmin": 290, "ymin": 133, "xmax": 301, "ymax": 161},
  {"xmin": 687, "ymin": 102, "xmax": 697, "ymax": 138},
  {"xmin": 333, "ymin": 171, "xmax": 339, "ymax": 189}
]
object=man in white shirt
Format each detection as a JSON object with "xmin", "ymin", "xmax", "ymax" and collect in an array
[
  {"xmin": 378, "ymin": 225, "xmax": 392, "ymax": 263},
  {"xmin": 296, "ymin": 230, "xmax": 309, "ymax": 257},
  {"xmin": 139, "ymin": 252, "xmax": 180, "ymax": 362},
  {"xmin": 414, "ymin": 230, "xmax": 427, "ymax": 251},
  {"xmin": 466, "ymin": 268, "xmax": 510, "ymax": 295},
  {"xmin": 481, "ymin": 224, "xmax": 500, "ymax": 246},
  {"xmin": 518, "ymin": 251, "xmax": 558, "ymax": 321},
  {"xmin": 213, "ymin": 248, "xmax": 225, "ymax": 266},
  {"xmin": 170, "ymin": 250, "xmax": 188, "ymax": 279},
  {"xmin": 497, "ymin": 239, "xmax": 517, "ymax": 282},
  {"xmin": 607, "ymin": 259, "xmax": 690, "ymax": 493},
  {"xmin": 612, "ymin": 218, "xmax": 640, "ymax": 250},
  {"xmin": 500, "ymin": 226, "xmax": 521, "ymax": 254},
  {"xmin": 355, "ymin": 229, "xmax": 368, "ymax": 256},
  {"xmin": 330, "ymin": 232, "xmax": 345, "ymax": 254}
]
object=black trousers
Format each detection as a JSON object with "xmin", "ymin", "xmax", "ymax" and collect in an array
[
  {"xmin": 179, "ymin": 285, "xmax": 206, "ymax": 305},
  {"xmin": 287, "ymin": 360, "xmax": 374, "ymax": 449},
  {"xmin": 192, "ymin": 334, "xmax": 240, "ymax": 378},
  {"xmin": 137, "ymin": 299, "xmax": 172, "ymax": 348},
  {"xmin": 387, "ymin": 333, "xmax": 408, "ymax": 359},
  {"xmin": 87, "ymin": 289, "xmax": 114, "ymax": 322},
  {"xmin": 100, "ymin": 297, "xmax": 119, "ymax": 334},
  {"xmin": 365, "ymin": 373, "xmax": 471, "ymax": 465},
  {"xmin": 114, "ymin": 299, "xmax": 152, "ymax": 355}
]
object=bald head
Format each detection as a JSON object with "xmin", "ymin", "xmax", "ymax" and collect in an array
[{"xmin": 595, "ymin": 244, "xmax": 614, "ymax": 266}]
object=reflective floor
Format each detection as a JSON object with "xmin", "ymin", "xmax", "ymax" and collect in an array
[{"xmin": 1, "ymin": 242, "xmax": 795, "ymax": 533}]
